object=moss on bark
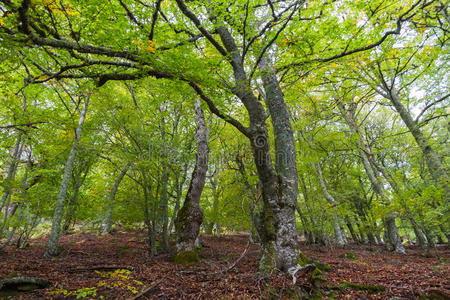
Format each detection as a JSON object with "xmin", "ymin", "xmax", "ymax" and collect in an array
[{"xmin": 259, "ymin": 242, "xmax": 279, "ymax": 275}]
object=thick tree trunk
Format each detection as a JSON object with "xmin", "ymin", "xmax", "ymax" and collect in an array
[
  {"xmin": 171, "ymin": 10, "xmax": 301, "ymax": 272},
  {"xmin": 174, "ymin": 99, "xmax": 209, "ymax": 261},
  {"xmin": 257, "ymin": 57, "xmax": 300, "ymax": 272},
  {"xmin": 339, "ymin": 102, "xmax": 405, "ymax": 254},
  {"xmin": 314, "ymin": 162, "xmax": 347, "ymax": 246},
  {"xmin": 44, "ymin": 97, "xmax": 89, "ymax": 257},
  {"xmin": 102, "ymin": 163, "xmax": 131, "ymax": 235},
  {"xmin": 409, "ymin": 215, "xmax": 428, "ymax": 250}
]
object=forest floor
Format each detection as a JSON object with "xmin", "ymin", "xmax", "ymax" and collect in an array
[{"xmin": 0, "ymin": 230, "xmax": 449, "ymax": 299}]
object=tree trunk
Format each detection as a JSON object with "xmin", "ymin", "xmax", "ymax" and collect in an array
[
  {"xmin": 102, "ymin": 163, "xmax": 131, "ymax": 234},
  {"xmin": 44, "ymin": 97, "xmax": 89, "ymax": 257},
  {"xmin": 257, "ymin": 56, "xmax": 300, "ymax": 272},
  {"xmin": 339, "ymin": 102, "xmax": 405, "ymax": 254},
  {"xmin": 383, "ymin": 87, "xmax": 448, "ymax": 188},
  {"xmin": 158, "ymin": 116, "xmax": 169, "ymax": 251},
  {"xmin": 345, "ymin": 216, "xmax": 360, "ymax": 244},
  {"xmin": 63, "ymin": 161, "xmax": 90, "ymax": 234},
  {"xmin": 234, "ymin": 154, "xmax": 258, "ymax": 241},
  {"xmin": 208, "ymin": 174, "xmax": 221, "ymax": 237},
  {"xmin": 300, "ymin": 174, "xmax": 325, "ymax": 245},
  {"xmin": 140, "ymin": 172, "xmax": 157, "ymax": 256},
  {"xmin": 62, "ymin": 183, "xmax": 80, "ymax": 234},
  {"xmin": 314, "ymin": 162, "xmax": 347, "ymax": 246},
  {"xmin": 172, "ymin": 13, "xmax": 301, "ymax": 272},
  {"xmin": 0, "ymin": 133, "xmax": 25, "ymax": 212},
  {"xmin": 168, "ymin": 164, "xmax": 188, "ymax": 234},
  {"xmin": 174, "ymin": 99, "xmax": 209, "ymax": 262}
]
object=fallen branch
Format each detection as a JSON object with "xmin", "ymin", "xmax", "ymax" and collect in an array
[
  {"xmin": 215, "ymin": 240, "xmax": 251, "ymax": 274},
  {"xmin": 126, "ymin": 278, "xmax": 165, "ymax": 300},
  {"xmin": 69, "ymin": 266, "xmax": 134, "ymax": 273}
]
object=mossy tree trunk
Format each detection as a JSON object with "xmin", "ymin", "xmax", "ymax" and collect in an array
[
  {"xmin": 174, "ymin": 99, "xmax": 209, "ymax": 260},
  {"xmin": 257, "ymin": 56, "xmax": 300, "ymax": 272},
  {"xmin": 175, "ymin": 2, "xmax": 301, "ymax": 273},
  {"xmin": 44, "ymin": 96, "xmax": 89, "ymax": 258}
]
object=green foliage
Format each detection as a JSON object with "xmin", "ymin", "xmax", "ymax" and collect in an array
[
  {"xmin": 50, "ymin": 287, "xmax": 99, "ymax": 299},
  {"xmin": 50, "ymin": 269, "xmax": 142, "ymax": 298}
]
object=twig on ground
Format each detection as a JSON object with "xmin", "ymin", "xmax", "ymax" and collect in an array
[{"xmin": 126, "ymin": 278, "xmax": 165, "ymax": 300}]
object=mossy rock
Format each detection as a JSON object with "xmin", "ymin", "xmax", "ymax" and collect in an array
[
  {"xmin": 339, "ymin": 251, "xmax": 357, "ymax": 260},
  {"xmin": 172, "ymin": 250, "xmax": 200, "ymax": 265},
  {"xmin": 341, "ymin": 281, "xmax": 385, "ymax": 294}
]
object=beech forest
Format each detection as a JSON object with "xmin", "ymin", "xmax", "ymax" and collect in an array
[{"xmin": 0, "ymin": 0, "xmax": 448, "ymax": 298}]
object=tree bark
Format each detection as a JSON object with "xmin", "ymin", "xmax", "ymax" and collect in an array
[
  {"xmin": 257, "ymin": 56, "xmax": 300, "ymax": 272},
  {"xmin": 44, "ymin": 97, "xmax": 89, "ymax": 257},
  {"xmin": 381, "ymin": 87, "xmax": 448, "ymax": 188},
  {"xmin": 174, "ymin": 99, "xmax": 209, "ymax": 258},
  {"xmin": 339, "ymin": 102, "xmax": 405, "ymax": 254},
  {"xmin": 102, "ymin": 163, "xmax": 131, "ymax": 234},
  {"xmin": 175, "ymin": 4, "xmax": 301, "ymax": 273}
]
